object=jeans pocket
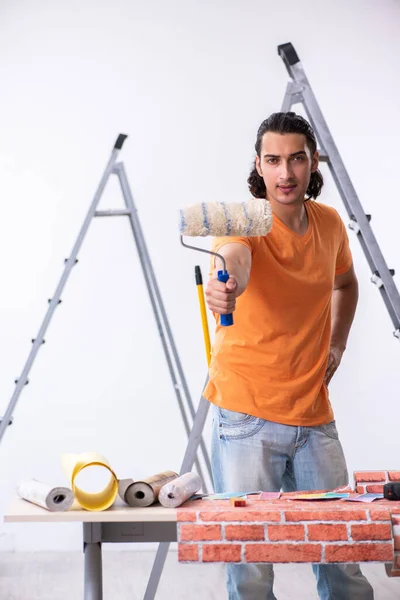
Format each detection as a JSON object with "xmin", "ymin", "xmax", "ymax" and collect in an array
[
  {"xmin": 218, "ymin": 407, "xmax": 265, "ymax": 440},
  {"xmin": 318, "ymin": 420, "xmax": 339, "ymax": 440},
  {"xmin": 219, "ymin": 407, "xmax": 251, "ymax": 423}
]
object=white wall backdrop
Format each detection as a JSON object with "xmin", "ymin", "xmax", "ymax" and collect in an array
[{"xmin": 0, "ymin": 0, "xmax": 399, "ymax": 551}]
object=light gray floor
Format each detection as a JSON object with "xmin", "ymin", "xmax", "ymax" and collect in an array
[{"xmin": 1, "ymin": 551, "xmax": 400, "ymax": 599}]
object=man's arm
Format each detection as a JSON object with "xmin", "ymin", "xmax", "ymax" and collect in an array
[
  {"xmin": 324, "ymin": 263, "xmax": 359, "ymax": 385},
  {"xmin": 331, "ymin": 263, "xmax": 359, "ymax": 350},
  {"xmin": 205, "ymin": 243, "xmax": 252, "ymax": 315}
]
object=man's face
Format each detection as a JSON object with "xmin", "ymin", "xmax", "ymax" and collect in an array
[{"xmin": 255, "ymin": 132, "xmax": 319, "ymax": 206}]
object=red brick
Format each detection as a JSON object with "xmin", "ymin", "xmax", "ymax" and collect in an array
[
  {"xmin": 356, "ymin": 485, "xmax": 366, "ymax": 494},
  {"xmin": 385, "ymin": 562, "xmax": 400, "ymax": 577},
  {"xmin": 178, "ymin": 544, "xmax": 199, "ymax": 561},
  {"xmin": 388, "ymin": 472, "xmax": 400, "ymax": 482},
  {"xmin": 370, "ymin": 509, "xmax": 391, "ymax": 521},
  {"xmin": 308, "ymin": 524, "xmax": 348, "ymax": 541},
  {"xmin": 245, "ymin": 543, "xmax": 322, "ymax": 563},
  {"xmin": 179, "ymin": 524, "xmax": 221, "ymax": 542},
  {"xmin": 202, "ymin": 544, "xmax": 241, "ymax": 562},
  {"xmin": 285, "ymin": 509, "xmax": 367, "ymax": 522},
  {"xmin": 325, "ymin": 543, "xmax": 393, "ymax": 563},
  {"xmin": 268, "ymin": 525, "xmax": 305, "ymax": 541},
  {"xmin": 354, "ymin": 471, "xmax": 387, "ymax": 483},
  {"xmin": 396, "ymin": 554, "xmax": 400, "ymax": 569},
  {"xmin": 200, "ymin": 511, "xmax": 281, "ymax": 522},
  {"xmin": 351, "ymin": 524, "xmax": 392, "ymax": 541},
  {"xmin": 392, "ymin": 516, "xmax": 400, "ymax": 526},
  {"xmin": 394, "ymin": 536, "xmax": 400, "ymax": 551},
  {"xmin": 366, "ymin": 484, "xmax": 384, "ymax": 493},
  {"xmin": 225, "ymin": 525, "xmax": 265, "ymax": 541},
  {"xmin": 177, "ymin": 511, "xmax": 197, "ymax": 522}
]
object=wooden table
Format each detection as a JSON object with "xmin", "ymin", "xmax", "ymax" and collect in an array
[{"xmin": 5, "ymin": 484, "xmax": 400, "ymax": 599}]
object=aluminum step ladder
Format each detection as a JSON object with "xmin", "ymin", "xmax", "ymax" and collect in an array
[
  {"xmin": 0, "ymin": 135, "xmax": 213, "ymax": 494},
  {"xmin": 278, "ymin": 42, "xmax": 400, "ymax": 340}
]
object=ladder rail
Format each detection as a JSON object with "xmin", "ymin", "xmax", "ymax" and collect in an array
[
  {"xmin": 116, "ymin": 163, "xmax": 212, "ymax": 489},
  {"xmin": 144, "ymin": 388, "xmax": 210, "ymax": 600},
  {"xmin": 278, "ymin": 43, "xmax": 400, "ymax": 336}
]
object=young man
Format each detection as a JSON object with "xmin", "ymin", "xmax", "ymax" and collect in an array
[{"xmin": 204, "ymin": 112, "xmax": 373, "ymax": 600}]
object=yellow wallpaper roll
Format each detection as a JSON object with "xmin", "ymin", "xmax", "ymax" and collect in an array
[{"xmin": 61, "ymin": 452, "xmax": 118, "ymax": 511}]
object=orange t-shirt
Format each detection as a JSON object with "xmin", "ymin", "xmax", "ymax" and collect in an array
[{"xmin": 203, "ymin": 200, "xmax": 353, "ymax": 426}]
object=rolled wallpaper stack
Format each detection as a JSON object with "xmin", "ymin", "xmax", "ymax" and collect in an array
[{"xmin": 17, "ymin": 453, "xmax": 201, "ymax": 512}]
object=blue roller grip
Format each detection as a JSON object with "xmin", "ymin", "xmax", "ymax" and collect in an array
[{"xmin": 218, "ymin": 270, "xmax": 234, "ymax": 326}]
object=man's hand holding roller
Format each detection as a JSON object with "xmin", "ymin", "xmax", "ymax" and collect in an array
[
  {"xmin": 206, "ymin": 274, "xmax": 239, "ymax": 315},
  {"xmin": 205, "ymin": 243, "xmax": 252, "ymax": 315}
]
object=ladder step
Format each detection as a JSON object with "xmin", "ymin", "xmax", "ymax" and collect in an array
[
  {"xmin": 48, "ymin": 299, "xmax": 62, "ymax": 304},
  {"xmin": 64, "ymin": 258, "xmax": 79, "ymax": 264},
  {"xmin": 31, "ymin": 339, "xmax": 45, "ymax": 344},
  {"xmin": 14, "ymin": 379, "xmax": 29, "ymax": 385},
  {"xmin": 95, "ymin": 209, "xmax": 131, "ymax": 217},
  {"xmin": 371, "ymin": 270, "xmax": 395, "ymax": 288},
  {"xmin": 349, "ymin": 214, "xmax": 372, "ymax": 234}
]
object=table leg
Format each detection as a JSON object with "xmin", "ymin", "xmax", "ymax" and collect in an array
[
  {"xmin": 83, "ymin": 523, "xmax": 103, "ymax": 600},
  {"xmin": 84, "ymin": 541, "xmax": 103, "ymax": 600}
]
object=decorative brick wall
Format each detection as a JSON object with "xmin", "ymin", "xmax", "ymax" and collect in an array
[
  {"xmin": 387, "ymin": 514, "xmax": 400, "ymax": 577},
  {"xmin": 178, "ymin": 471, "xmax": 400, "ymax": 578},
  {"xmin": 354, "ymin": 470, "xmax": 400, "ymax": 494}
]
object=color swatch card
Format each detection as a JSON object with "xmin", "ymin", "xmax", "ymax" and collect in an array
[
  {"xmin": 260, "ymin": 492, "xmax": 281, "ymax": 500},
  {"xmin": 206, "ymin": 491, "xmax": 260, "ymax": 500},
  {"xmin": 291, "ymin": 492, "xmax": 350, "ymax": 500},
  {"xmin": 344, "ymin": 493, "xmax": 383, "ymax": 503}
]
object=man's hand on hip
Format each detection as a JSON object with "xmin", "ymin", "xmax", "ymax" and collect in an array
[
  {"xmin": 324, "ymin": 345, "xmax": 344, "ymax": 386},
  {"xmin": 205, "ymin": 274, "xmax": 239, "ymax": 315}
]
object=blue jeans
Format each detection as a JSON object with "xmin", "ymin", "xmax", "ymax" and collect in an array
[{"xmin": 211, "ymin": 405, "xmax": 374, "ymax": 600}]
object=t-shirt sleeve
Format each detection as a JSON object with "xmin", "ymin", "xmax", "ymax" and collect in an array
[
  {"xmin": 209, "ymin": 236, "xmax": 253, "ymax": 278},
  {"xmin": 335, "ymin": 216, "xmax": 353, "ymax": 276}
]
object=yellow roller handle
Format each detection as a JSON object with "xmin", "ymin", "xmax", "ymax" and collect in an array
[{"xmin": 195, "ymin": 266, "xmax": 211, "ymax": 367}]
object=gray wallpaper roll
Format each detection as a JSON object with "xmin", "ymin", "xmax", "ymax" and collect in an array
[
  {"xmin": 119, "ymin": 470, "xmax": 178, "ymax": 507},
  {"xmin": 17, "ymin": 479, "xmax": 74, "ymax": 511}
]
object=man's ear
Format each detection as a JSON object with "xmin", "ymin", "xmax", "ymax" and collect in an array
[
  {"xmin": 311, "ymin": 151, "xmax": 319, "ymax": 173},
  {"xmin": 255, "ymin": 155, "xmax": 263, "ymax": 177}
]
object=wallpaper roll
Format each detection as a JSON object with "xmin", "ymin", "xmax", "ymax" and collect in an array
[
  {"xmin": 119, "ymin": 470, "xmax": 178, "ymax": 507},
  {"xmin": 61, "ymin": 452, "xmax": 118, "ymax": 511},
  {"xmin": 158, "ymin": 472, "xmax": 202, "ymax": 508},
  {"xmin": 17, "ymin": 479, "xmax": 74, "ymax": 512}
]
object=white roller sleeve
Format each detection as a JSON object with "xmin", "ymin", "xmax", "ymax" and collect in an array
[
  {"xmin": 158, "ymin": 472, "xmax": 202, "ymax": 508},
  {"xmin": 179, "ymin": 198, "xmax": 272, "ymax": 237}
]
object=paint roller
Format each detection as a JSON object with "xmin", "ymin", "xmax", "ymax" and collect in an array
[{"xmin": 179, "ymin": 198, "xmax": 273, "ymax": 325}]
